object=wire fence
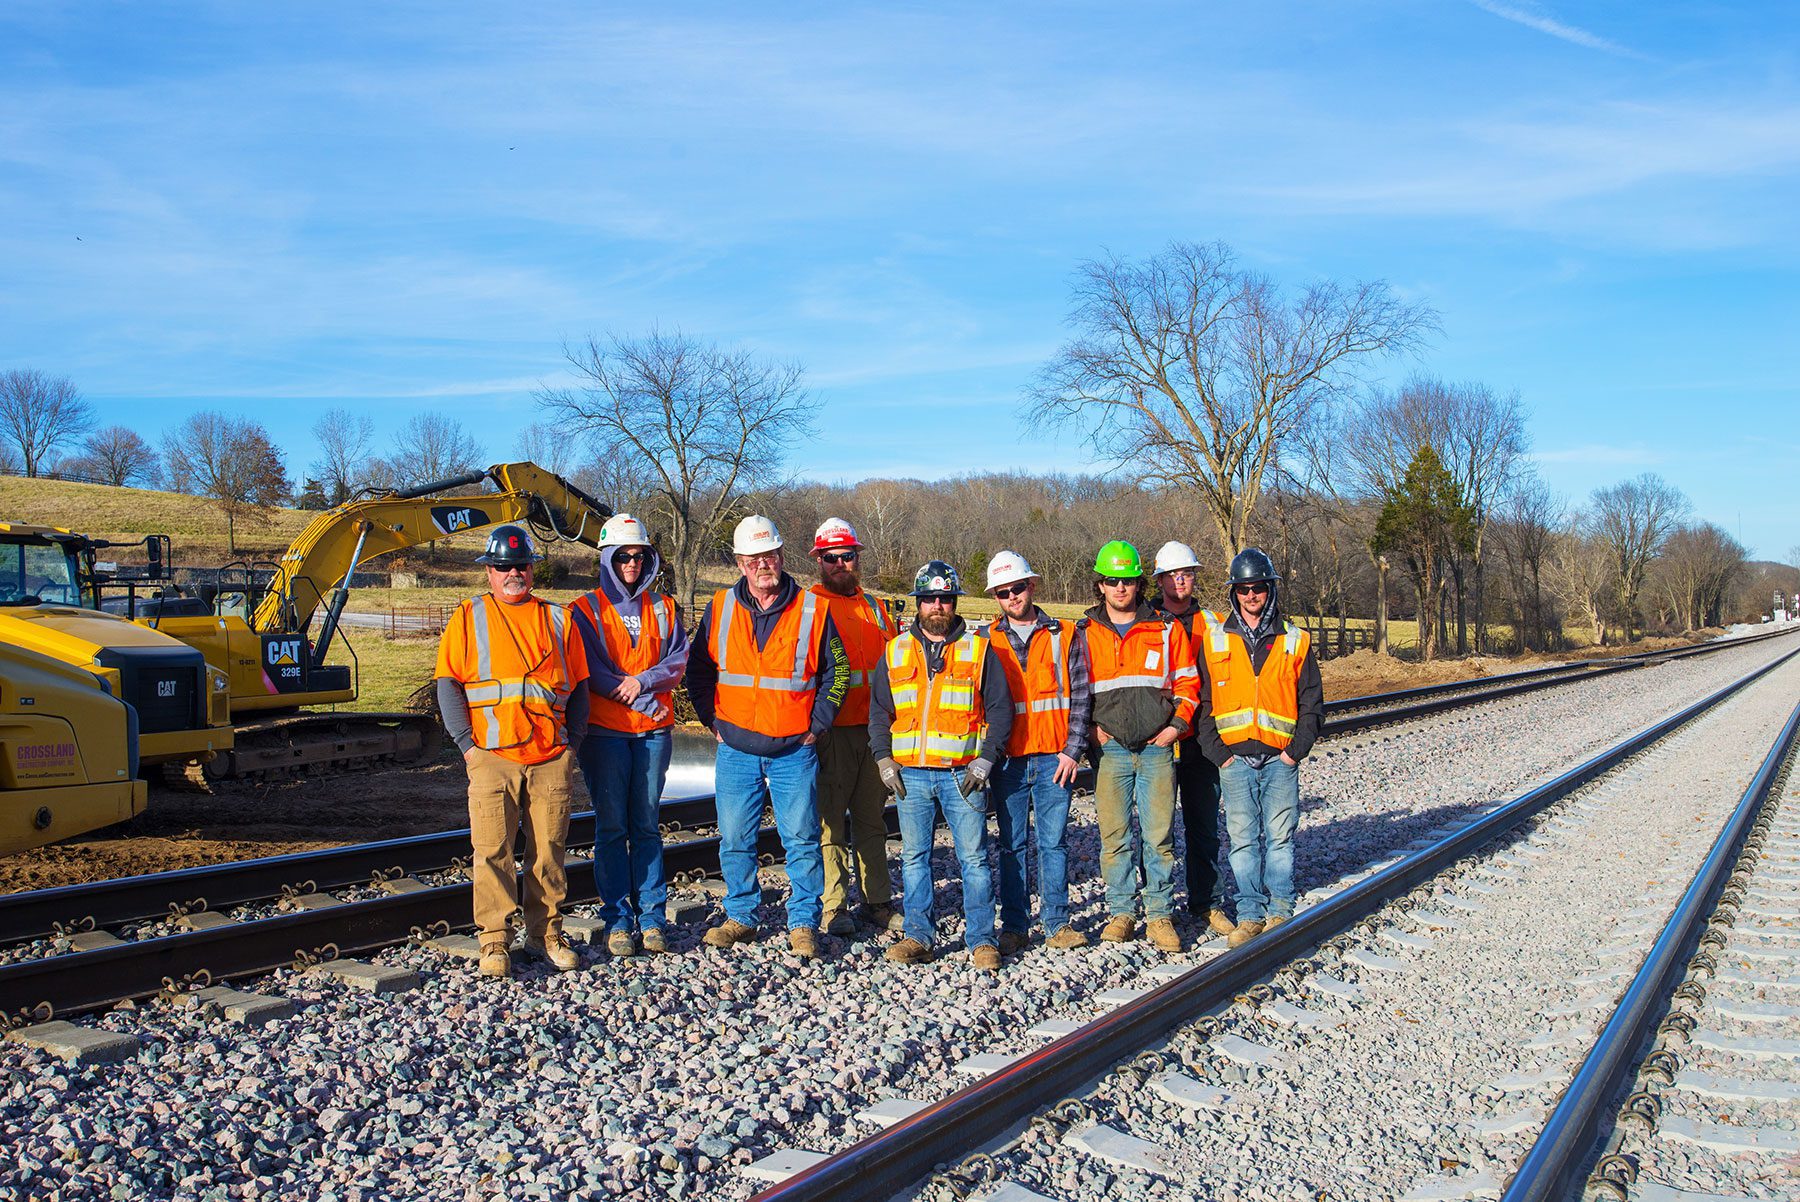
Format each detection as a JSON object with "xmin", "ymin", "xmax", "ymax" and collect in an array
[{"xmin": 0, "ymin": 464, "xmax": 118, "ymax": 487}]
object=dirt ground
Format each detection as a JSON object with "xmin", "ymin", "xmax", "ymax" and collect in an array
[{"xmin": 4, "ymin": 635, "xmax": 1720, "ymax": 894}]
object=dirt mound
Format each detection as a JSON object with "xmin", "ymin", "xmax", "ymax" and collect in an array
[{"xmin": 1322, "ymin": 650, "xmax": 1514, "ymax": 702}]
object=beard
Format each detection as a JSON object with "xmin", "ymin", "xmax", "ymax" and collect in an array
[{"xmin": 920, "ymin": 610, "xmax": 954, "ymax": 637}]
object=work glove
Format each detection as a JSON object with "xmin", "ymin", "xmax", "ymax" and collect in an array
[
  {"xmin": 958, "ymin": 758, "xmax": 993, "ymax": 805},
  {"xmin": 876, "ymin": 757, "xmax": 906, "ymax": 800}
]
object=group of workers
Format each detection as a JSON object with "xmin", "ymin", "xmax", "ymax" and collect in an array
[{"xmin": 434, "ymin": 513, "xmax": 1322, "ymax": 978}]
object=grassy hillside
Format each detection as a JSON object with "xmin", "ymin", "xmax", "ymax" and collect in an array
[{"xmin": 0, "ymin": 476, "xmax": 313, "ymax": 562}]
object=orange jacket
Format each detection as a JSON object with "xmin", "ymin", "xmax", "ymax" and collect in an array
[
  {"xmin": 883, "ymin": 628, "xmax": 988, "ymax": 768},
  {"xmin": 986, "ymin": 619, "xmax": 1076, "ymax": 758},
  {"xmin": 809, "ymin": 584, "xmax": 898, "ymax": 727},
  {"xmin": 708, "ymin": 586, "xmax": 824, "ymax": 740},
  {"xmin": 569, "ymin": 590, "xmax": 677, "ymax": 734},
  {"xmin": 1081, "ymin": 604, "xmax": 1199, "ymax": 747},
  {"xmin": 1196, "ymin": 610, "xmax": 1310, "ymax": 751},
  {"xmin": 435, "ymin": 594, "xmax": 588, "ymax": 765}
]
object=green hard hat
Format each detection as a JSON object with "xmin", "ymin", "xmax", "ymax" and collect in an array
[{"xmin": 1093, "ymin": 539, "xmax": 1143, "ymax": 579}]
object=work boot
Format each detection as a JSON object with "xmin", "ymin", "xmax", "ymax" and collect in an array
[
  {"xmin": 885, "ymin": 937, "xmax": 933, "ymax": 964},
  {"xmin": 1045, "ymin": 926, "xmax": 1090, "ymax": 950},
  {"xmin": 702, "ymin": 919, "xmax": 758, "ymax": 948},
  {"xmin": 971, "ymin": 944, "xmax": 1001, "ymax": 972},
  {"xmin": 1263, "ymin": 914, "xmax": 1290, "ymax": 932},
  {"xmin": 1146, "ymin": 918, "xmax": 1183, "ymax": 953},
  {"xmin": 821, "ymin": 907, "xmax": 855, "ymax": 936},
  {"xmin": 1100, "ymin": 915, "xmax": 1136, "ymax": 943},
  {"xmin": 1227, "ymin": 919, "xmax": 1264, "ymax": 948},
  {"xmin": 527, "ymin": 932, "xmax": 580, "ymax": 972},
  {"xmin": 865, "ymin": 903, "xmax": 900, "ymax": 933},
  {"xmin": 607, "ymin": 930, "xmax": 636, "ymax": 958},
  {"xmin": 478, "ymin": 942, "xmax": 512, "ymax": 979},
  {"xmin": 1205, "ymin": 909, "xmax": 1236, "ymax": 938},
  {"xmin": 788, "ymin": 927, "xmax": 819, "ymax": 960},
  {"xmin": 997, "ymin": 929, "xmax": 1028, "ymax": 957},
  {"xmin": 639, "ymin": 927, "xmax": 669, "ymax": 955}
]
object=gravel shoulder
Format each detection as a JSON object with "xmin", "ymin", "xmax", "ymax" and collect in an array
[{"xmin": 0, "ymin": 639, "xmax": 1794, "ymax": 1202}]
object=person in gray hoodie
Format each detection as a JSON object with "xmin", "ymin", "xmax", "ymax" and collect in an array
[{"xmin": 567, "ymin": 515, "xmax": 690, "ymax": 957}]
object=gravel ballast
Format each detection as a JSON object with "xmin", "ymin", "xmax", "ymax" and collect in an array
[{"xmin": 1, "ymin": 635, "xmax": 1796, "ymax": 1201}]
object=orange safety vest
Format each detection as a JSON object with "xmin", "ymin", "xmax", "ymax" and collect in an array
[
  {"xmin": 884, "ymin": 629, "xmax": 988, "ymax": 768},
  {"xmin": 1197, "ymin": 611, "xmax": 1310, "ymax": 749},
  {"xmin": 810, "ymin": 584, "xmax": 898, "ymax": 727},
  {"xmin": 441, "ymin": 594, "xmax": 581, "ymax": 764},
  {"xmin": 709, "ymin": 587, "xmax": 823, "ymax": 739},
  {"xmin": 985, "ymin": 619, "xmax": 1075, "ymax": 758},
  {"xmin": 1085, "ymin": 614, "xmax": 1200, "ymax": 726},
  {"xmin": 569, "ymin": 589, "xmax": 676, "ymax": 734}
]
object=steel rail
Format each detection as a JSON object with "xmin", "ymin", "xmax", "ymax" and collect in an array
[
  {"xmin": 0, "ymin": 809, "xmax": 902, "ymax": 1019},
  {"xmin": 745, "ymin": 646, "xmax": 1800, "ymax": 1202},
  {"xmin": 2, "ymin": 628, "xmax": 1791, "ymax": 948},
  {"xmin": 1498, "ymin": 697, "xmax": 1800, "ymax": 1202}
]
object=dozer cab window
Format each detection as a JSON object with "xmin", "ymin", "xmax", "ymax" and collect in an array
[{"xmin": 0, "ymin": 540, "xmax": 82, "ymax": 606}]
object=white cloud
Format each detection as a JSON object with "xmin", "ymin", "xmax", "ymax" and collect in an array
[
  {"xmin": 1464, "ymin": 1, "xmax": 1644, "ymax": 59},
  {"xmin": 1531, "ymin": 443, "xmax": 1660, "ymax": 467}
]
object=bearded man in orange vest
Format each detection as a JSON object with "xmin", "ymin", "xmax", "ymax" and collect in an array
[
  {"xmin": 1193, "ymin": 549, "xmax": 1324, "ymax": 948},
  {"xmin": 1083, "ymin": 539, "xmax": 1200, "ymax": 955},
  {"xmin": 685, "ymin": 515, "xmax": 850, "ymax": 959},
  {"xmin": 568, "ymin": 514, "xmax": 690, "ymax": 958},
  {"xmin": 435, "ymin": 524, "xmax": 590, "ymax": 979},
  {"xmin": 868, "ymin": 561, "xmax": 1014, "ymax": 971},
  {"xmin": 808, "ymin": 518, "xmax": 902, "ymax": 937},
  {"xmin": 982, "ymin": 550, "xmax": 1092, "ymax": 954}
]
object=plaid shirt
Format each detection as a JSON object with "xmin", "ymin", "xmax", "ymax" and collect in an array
[{"xmin": 992, "ymin": 609, "xmax": 1093, "ymax": 761}]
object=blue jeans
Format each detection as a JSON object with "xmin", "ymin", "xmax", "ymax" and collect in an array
[
  {"xmin": 897, "ymin": 767, "xmax": 996, "ymax": 951},
  {"xmin": 1175, "ymin": 740, "xmax": 1225, "ymax": 914},
  {"xmin": 1095, "ymin": 741, "xmax": 1177, "ymax": 920},
  {"xmin": 993, "ymin": 753, "xmax": 1073, "ymax": 935},
  {"xmin": 580, "ymin": 730, "xmax": 671, "ymax": 934},
  {"xmin": 1220, "ymin": 756, "xmax": 1300, "ymax": 923},
  {"xmin": 714, "ymin": 741, "xmax": 824, "ymax": 931}
]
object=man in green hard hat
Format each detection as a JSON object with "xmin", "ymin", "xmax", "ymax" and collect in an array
[{"xmin": 1077, "ymin": 540, "xmax": 1201, "ymax": 955}]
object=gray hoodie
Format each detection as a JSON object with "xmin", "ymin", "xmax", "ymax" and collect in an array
[{"xmin": 568, "ymin": 546, "xmax": 691, "ymax": 735}]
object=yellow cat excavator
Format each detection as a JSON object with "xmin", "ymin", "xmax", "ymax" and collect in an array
[{"xmin": 121, "ymin": 462, "xmax": 612, "ymax": 784}]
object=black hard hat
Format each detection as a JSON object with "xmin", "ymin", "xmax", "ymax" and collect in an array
[
  {"xmin": 1228, "ymin": 548, "xmax": 1280, "ymax": 586},
  {"xmin": 911, "ymin": 560, "xmax": 964, "ymax": 598},
  {"xmin": 476, "ymin": 524, "xmax": 544, "ymax": 567}
]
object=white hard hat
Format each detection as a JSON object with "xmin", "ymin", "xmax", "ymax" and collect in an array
[
  {"xmin": 1153, "ymin": 541, "xmax": 1202, "ymax": 575},
  {"xmin": 599, "ymin": 513, "xmax": 651, "ymax": 548},
  {"xmin": 732, "ymin": 514, "xmax": 784, "ymax": 556},
  {"xmin": 985, "ymin": 550, "xmax": 1041, "ymax": 592}
]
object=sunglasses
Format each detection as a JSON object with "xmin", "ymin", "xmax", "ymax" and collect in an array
[
  {"xmin": 819, "ymin": 550, "xmax": 859, "ymax": 565},
  {"xmin": 491, "ymin": 564, "xmax": 532, "ymax": 576},
  {"xmin": 1099, "ymin": 577, "xmax": 1138, "ymax": 588},
  {"xmin": 991, "ymin": 582, "xmax": 1030, "ymax": 600},
  {"xmin": 917, "ymin": 594, "xmax": 956, "ymax": 606},
  {"xmin": 1233, "ymin": 582, "xmax": 1271, "ymax": 595},
  {"xmin": 614, "ymin": 551, "xmax": 649, "ymax": 564}
]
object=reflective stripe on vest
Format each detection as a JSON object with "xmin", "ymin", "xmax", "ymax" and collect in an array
[
  {"xmin": 886, "ymin": 630, "xmax": 986, "ymax": 768},
  {"xmin": 711, "ymin": 587, "xmax": 821, "ymax": 737},
  {"xmin": 572, "ymin": 590, "xmax": 675, "ymax": 733}
]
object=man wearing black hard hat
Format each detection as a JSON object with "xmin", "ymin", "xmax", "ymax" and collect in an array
[
  {"xmin": 436, "ymin": 524, "xmax": 591, "ymax": 978},
  {"xmin": 1193, "ymin": 548, "xmax": 1323, "ymax": 948}
]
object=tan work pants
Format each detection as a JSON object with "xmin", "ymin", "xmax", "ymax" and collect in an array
[
  {"xmin": 816, "ymin": 725, "xmax": 893, "ymax": 910},
  {"xmin": 466, "ymin": 747, "xmax": 575, "ymax": 946}
]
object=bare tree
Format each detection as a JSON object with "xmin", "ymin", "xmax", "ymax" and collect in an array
[
  {"xmin": 1548, "ymin": 519, "xmax": 1615, "ymax": 647},
  {"xmin": 1653, "ymin": 522, "xmax": 1746, "ymax": 632},
  {"xmin": 389, "ymin": 413, "xmax": 483, "ymax": 490},
  {"xmin": 0, "ymin": 369, "xmax": 94, "ymax": 478},
  {"xmin": 1589, "ymin": 473, "xmax": 1690, "ymax": 640},
  {"xmin": 537, "ymin": 330, "xmax": 815, "ymax": 607},
  {"xmin": 514, "ymin": 421, "xmax": 577, "ymax": 477},
  {"xmin": 1026, "ymin": 241, "xmax": 1435, "ymax": 561},
  {"xmin": 162, "ymin": 412, "xmax": 291, "ymax": 552},
  {"xmin": 312, "ymin": 408, "xmax": 375, "ymax": 505},
  {"xmin": 1493, "ymin": 473, "xmax": 1563, "ymax": 651},
  {"xmin": 76, "ymin": 425, "xmax": 160, "ymax": 487}
]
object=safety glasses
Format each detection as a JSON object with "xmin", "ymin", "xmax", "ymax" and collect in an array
[
  {"xmin": 991, "ymin": 582, "xmax": 1030, "ymax": 600},
  {"xmin": 819, "ymin": 550, "xmax": 859, "ymax": 565},
  {"xmin": 1233, "ymin": 582, "xmax": 1271, "ymax": 596},
  {"xmin": 489, "ymin": 564, "xmax": 532, "ymax": 576}
]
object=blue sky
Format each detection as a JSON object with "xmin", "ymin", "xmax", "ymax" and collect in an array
[{"xmin": 3, "ymin": 2, "xmax": 1797, "ymax": 557}]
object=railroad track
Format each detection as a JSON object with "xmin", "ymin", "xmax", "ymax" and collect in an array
[
  {"xmin": 738, "ymin": 644, "xmax": 1800, "ymax": 1202},
  {"xmin": 7, "ymin": 628, "xmax": 1788, "ymax": 964}
]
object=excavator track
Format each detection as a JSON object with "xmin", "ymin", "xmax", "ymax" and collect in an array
[{"xmin": 191, "ymin": 711, "xmax": 445, "ymax": 786}]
